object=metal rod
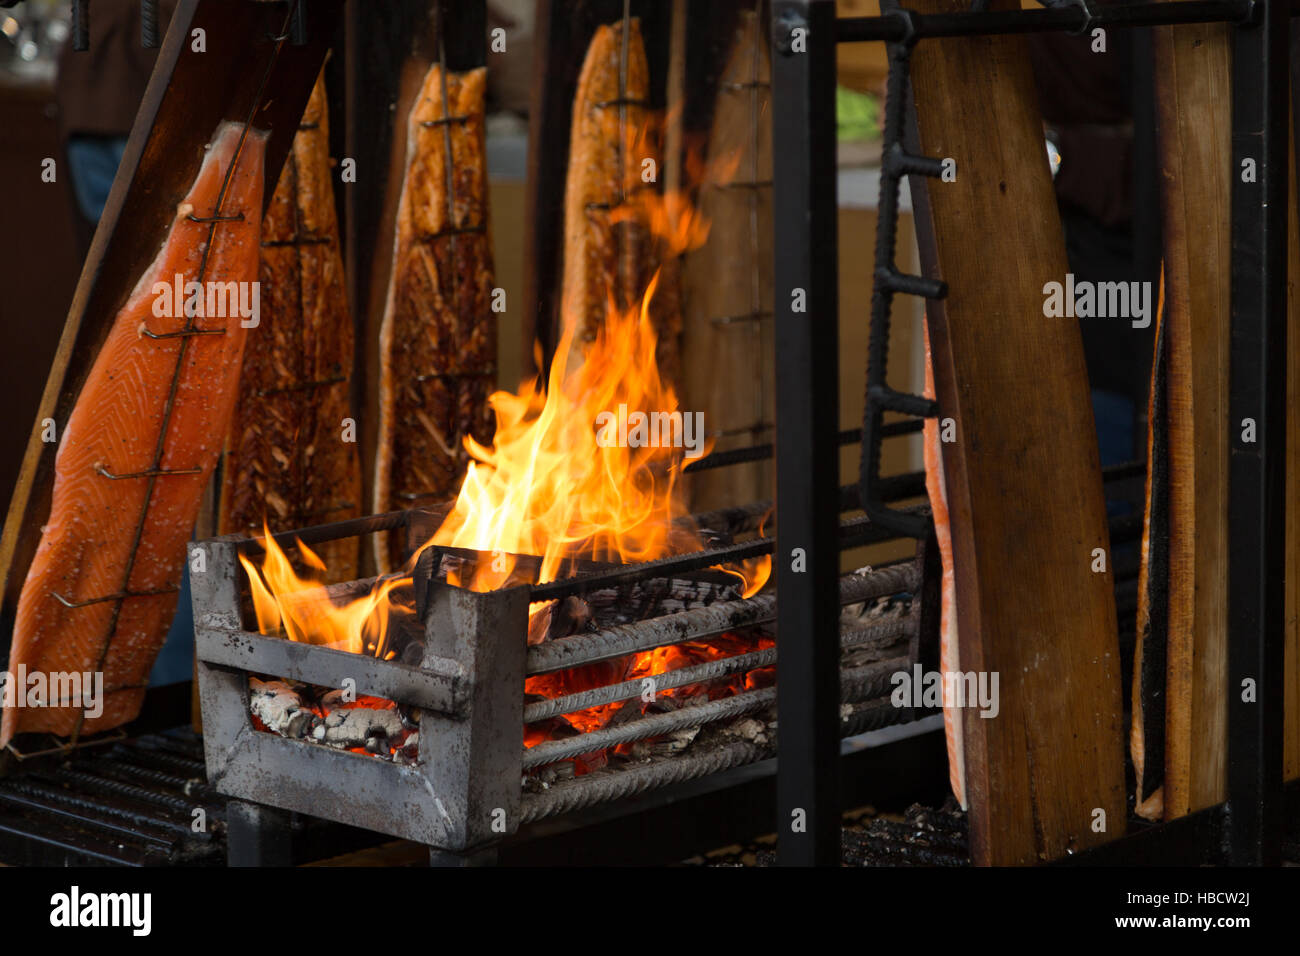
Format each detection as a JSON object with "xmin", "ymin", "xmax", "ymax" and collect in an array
[
  {"xmin": 526, "ymin": 507, "xmax": 924, "ymax": 603},
  {"xmin": 524, "ymin": 647, "xmax": 776, "ymax": 722},
  {"xmin": 683, "ymin": 421, "xmax": 920, "ymax": 474},
  {"xmin": 236, "ymin": 509, "xmax": 412, "ymax": 555},
  {"xmin": 523, "ymin": 655, "xmax": 906, "ymax": 773},
  {"xmin": 72, "ymin": 0, "xmax": 89, "ymax": 51},
  {"xmin": 772, "ymin": 0, "xmax": 842, "ymax": 867},
  {"xmin": 835, "ymin": 0, "xmax": 1259, "ymax": 43},
  {"xmin": 519, "ymin": 739, "xmax": 771, "ymax": 824},
  {"xmin": 528, "ymin": 562, "xmax": 919, "ymax": 675},
  {"xmin": 1226, "ymin": 0, "xmax": 1288, "ymax": 866},
  {"xmin": 141, "ymin": 0, "xmax": 159, "ymax": 49},
  {"xmin": 522, "ymin": 688, "xmax": 776, "ymax": 769}
]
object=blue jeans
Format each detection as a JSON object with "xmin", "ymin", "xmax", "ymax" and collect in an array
[{"xmin": 65, "ymin": 134, "xmax": 127, "ymax": 222}]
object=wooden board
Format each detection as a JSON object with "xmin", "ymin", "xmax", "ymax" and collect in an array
[
  {"xmin": 0, "ymin": 0, "xmax": 342, "ymax": 641},
  {"xmin": 681, "ymin": 9, "xmax": 773, "ymax": 514},
  {"xmin": 907, "ymin": 0, "xmax": 1125, "ymax": 864},
  {"xmin": 1150, "ymin": 20, "xmax": 1232, "ymax": 819}
]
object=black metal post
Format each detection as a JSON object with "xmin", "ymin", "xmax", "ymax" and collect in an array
[
  {"xmin": 1227, "ymin": 0, "xmax": 1289, "ymax": 865},
  {"xmin": 226, "ymin": 799, "xmax": 293, "ymax": 867},
  {"xmin": 772, "ymin": 0, "xmax": 842, "ymax": 867},
  {"xmin": 72, "ymin": 0, "xmax": 89, "ymax": 51}
]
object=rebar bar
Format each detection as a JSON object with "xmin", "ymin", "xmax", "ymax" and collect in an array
[{"xmin": 527, "ymin": 562, "xmax": 920, "ymax": 675}]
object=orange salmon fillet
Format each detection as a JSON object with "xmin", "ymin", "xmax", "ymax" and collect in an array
[
  {"xmin": 1, "ymin": 121, "xmax": 266, "ymax": 747},
  {"xmin": 923, "ymin": 323, "xmax": 965, "ymax": 810}
]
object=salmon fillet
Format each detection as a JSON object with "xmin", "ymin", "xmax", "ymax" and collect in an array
[
  {"xmin": 1131, "ymin": 269, "xmax": 1168, "ymax": 820},
  {"xmin": 372, "ymin": 64, "xmax": 495, "ymax": 572},
  {"xmin": 1, "ymin": 121, "xmax": 266, "ymax": 747},
  {"xmin": 220, "ymin": 75, "xmax": 361, "ymax": 579},
  {"xmin": 923, "ymin": 324, "xmax": 965, "ymax": 810},
  {"xmin": 561, "ymin": 19, "xmax": 680, "ymax": 385}
]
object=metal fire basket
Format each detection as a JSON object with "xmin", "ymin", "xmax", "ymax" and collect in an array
[{"xmin": 193, "ymin": 507, "xmax": 929, "ymax": 852}]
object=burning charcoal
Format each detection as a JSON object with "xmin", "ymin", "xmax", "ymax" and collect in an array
[
  {"xmin": 319, "ymin": 688, "xmax": 349, "ymax": 708},
  {"xmin": 534, "ymin": 761, "xmax": 576, "ymax": 785},
  {"xmin": 630, "ymin": 725, "xmax": 699, "ymax": 759},
  {"xmin": 584, "ymin": 575, "xmax": 742, "ymax": 627},
  {"xmin": 398, "ymin": 705, "xmax": 420, "ymax": 730},
  {"xmin": 393, "ymin": 732, "xmax": 419, "ymax": 764},
  {"xmin": 318, "ymin": 707, "xmax": 406, "ymax": 749},
  {"xmin": 608, "ymin": 698, "xmax": 647, "ymax": 725},
  {"xmin": 249, "ymin": 679, "xmax": 315, "ymax": 738},
  {"xmin": 573, "ymin": 750, "xmax": 607, "ymax": 774},
  {"xmin": 527, "ymin": 596, "xmax": 596, "ymax": 645}
]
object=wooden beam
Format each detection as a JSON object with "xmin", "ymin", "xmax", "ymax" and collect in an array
[
  {"xmin": 907, "ymin": 0, "xmax": 1126, "ymax": 863},
  {"xmin": 1151, "ymin": 19, "xmax": 1232, "ymax": 819}
]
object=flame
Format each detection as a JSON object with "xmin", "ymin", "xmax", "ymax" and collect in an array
[
  {"xmin": 239, "ymin": 522, "xmax": 402, "ymax": 659},
  {"xmin": 239, "ymin": 111, "xmax": 772, "ymax": 763}
]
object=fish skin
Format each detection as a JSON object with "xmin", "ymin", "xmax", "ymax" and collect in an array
[{"xmin": 1, "ymin": 121, "xmax": 266, "ymax": 747}]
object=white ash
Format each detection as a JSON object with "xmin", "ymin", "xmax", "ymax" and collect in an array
[
  {"xmin": 627, "ymin": 725, "xmax": 699, "ymax": 760},
  {"xmin": 249, "ymin": 679, "xmax": 314, "ymax": 738},
  {"xmin": 312, "ymin": 707, "xmax": 406, "ymax": 748}
]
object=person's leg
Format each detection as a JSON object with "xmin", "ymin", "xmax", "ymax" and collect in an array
[{"xmin": 64, "ymin": 134, "xmax": 128, "ymax": 223}]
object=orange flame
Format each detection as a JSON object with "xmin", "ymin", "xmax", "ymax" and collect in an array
[
  {"xmin": 239, "ymin": 113, "xmax": 772, "ymax": 760},
  {"xmin": 239, "ymin": 522, "xmax": 402, "ymax": 659}
]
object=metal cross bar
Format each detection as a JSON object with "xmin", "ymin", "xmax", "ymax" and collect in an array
[{"xmin": 836, "ymin": 0, "xmax": 1261, "ymax": 43}]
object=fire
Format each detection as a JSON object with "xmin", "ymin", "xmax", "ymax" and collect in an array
[
  {"xmin": 239, "ymin": 113, "xmax": 772, "ymax": 764},
  {"xmin": 239, "ymin": 527, "xmax": 401, "ymax": 659}
]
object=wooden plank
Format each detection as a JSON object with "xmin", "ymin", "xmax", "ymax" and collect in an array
[
  {"xmin": 907, "ymin": 0, "xmax": 1125, "ymax": 864},
  {"xmin": 1151, "ymin": 20, "xmax": 1232, "ymax": 819},
  {"xmin": 0, "ymin": 0, "xmax": 342, "ymax": 639},
  {"xmin": 681, "ymin": 8, "xmax": 773, "ymax": 513}
]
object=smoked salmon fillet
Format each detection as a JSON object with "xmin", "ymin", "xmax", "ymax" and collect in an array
[
  {"xmin": 922, "ymin": 324, "xmax": 965, "ymax": 810},
  {"xmin": 372, "ymin": 64, "xmax": 495, "ymax": 572},
  {"xmin": 1, "ymin": 121, "xmax": 266, "ymax": 747},
  {"xmin": 220, "ymin": 75, "xmax": 360, "ymax": 579},
  {"xmin": 561, "ymin": 20, "xmax": 680, "ymax": 386}
]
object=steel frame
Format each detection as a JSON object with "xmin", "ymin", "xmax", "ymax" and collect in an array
[{"xmin": 771, "ymin": 0, "xmax": 1291, "ymax": 865}]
